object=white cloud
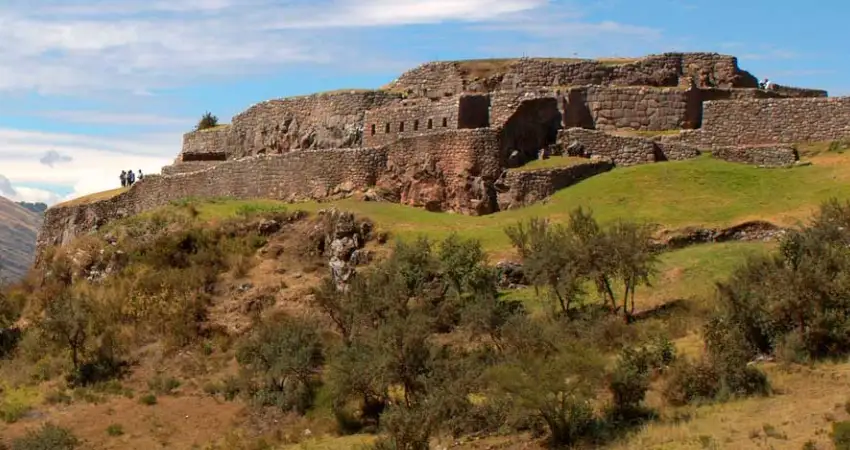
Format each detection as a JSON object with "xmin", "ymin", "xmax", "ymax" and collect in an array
[
  {"xmin": 0, "ymin": 0, "xmax": 555, "ymax": 95},
  {"xmin": 35, "ymin": 110, "xmax": 192, "ymax": 127},
  {"xmin": 0, "ymin": 128, "xmax": 175, "ymax": 204}
]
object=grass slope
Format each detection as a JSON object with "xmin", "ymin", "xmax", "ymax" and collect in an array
[{"xmin": 190, "ymin": 152, "xmax": 850, "ymax": 257}]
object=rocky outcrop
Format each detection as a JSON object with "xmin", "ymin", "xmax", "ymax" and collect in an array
[
  {"xmin": 655, "ymin": 221, "xmax": 787, "ymax": 250},
  {"xmin": 312, "ymin": 208, "xmax": 374, "ymax": 289}
]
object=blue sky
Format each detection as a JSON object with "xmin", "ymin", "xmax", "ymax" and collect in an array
[{"xmin": 0, "ymin": 0, "xmax": 845, "ymax": 204}]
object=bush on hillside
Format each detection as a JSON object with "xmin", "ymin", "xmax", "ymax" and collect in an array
[
  {"xmin": 196, "ymin": 112, "xmax": 219, "ymax": 130},
  {"xmin": 10, "ymin": 423, "xmax": 80, "ymax": 450},
  {"xmin": 505, "ymin": 207, "xmax": 658, "ymax": 321},
  {"xmin": 608, "ymin": 336, "xmax": 676, "ymax": 419},
  {"xmin": 236, "ymin": 317, "xmax": 324, "ymax": 414},
  {"xmin": 712, "ymin": 199, "xmax": 850, "ymax": 362}
]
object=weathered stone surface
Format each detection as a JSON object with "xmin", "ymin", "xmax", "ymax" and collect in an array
[
  {"xmin": 497, "ymin": 161, "xmax": 613, "ymax": 210},
  {"xmin": 180, "ymin": 125, "xmax": 234, "ymax": 159},
  {"xmin": 377, "ymin": 129, "xmax": 502, "ymax": 215},
  {"xmin": 385, "ymin": 53, "xmax": 758, "ymax": 98},
  {"xmin": 229, "ymin": 90, "xmax": 400, "ymax": 157},
  {"xmin": 362, "ymin": 94, "xmax": 489, "ymax": 147},
  {"xmin": 669, "ymin": 97, "xmax": 850, "ymax": 147},
  {"xmin": 712, "ymin": 145, "xmax": 799, "ymax": 167}
]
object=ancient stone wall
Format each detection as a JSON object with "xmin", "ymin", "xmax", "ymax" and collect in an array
[
  {"xmin": 712, "ymin": 145, "xmax": 799, "ymax": 167},
  {"xmin": 161, "ymin": 161, "xmax": 221, "ymax": 175},
  {"xmin": 363, "ymin": 97, "xmax": 463, "ymax": 147},
  {"xmin": 38, "ymin": 148, "xmax": 387, "ymax": 253},
  {"xmin": 558, "ymin": 128, "xmax": 655, "ymax": 166},
  {"xmin": 585, "ymin": 86, "xmax": 699, "ymax": 131},
  {"xmin": 671, "ymin": 97, "xmax": 850, "ymax": 147},
  {"xmin": 378, "ymin": 129, "xmax": 502, "ymax": 215},
  {"xmin": 769, "ymin": 84, "xmax": 828, "ymax": 98},
  {"xmin": 385, "ymin": 53, "xmax": 757, "ymax": 98},
  {"xmin": 228, "ymin": 90, "xmax": 400, "ymax": 157},
  {"xmin": 558, "ymin": 128, "xmax": 700, "ymax": 165},
  {"xmin": 654, "ymin": 141, "xmax": 702, "ymax": 161},
  {"xmin": 497, "ymin": 161, "xmax": 613, "ymax": 210},
  {"xmin": 180, "ymin": 126, "xmax": 234, "ymax": 160},
  {"xmin": 38, "ymin": 129, "xmax": 506, "ymax": 253}
]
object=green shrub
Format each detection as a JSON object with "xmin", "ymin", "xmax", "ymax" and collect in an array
[
  {"xmin": 195, "ymin": 112, "xmax": 219, "ymax": 130},
  {"xmin": 834, "ymin": 420, "xmax": 850, "ymax": 449},
  {"xmin": 0, "ymin": 401, "xmax": 30, "ymax": 424},
  {"xmin": 236, "ymin": 317, "xmax": 324, "ymax": 414},
  {"xmin": 106, "ymin": 424, "xmax": 124, "ymax": 436},
  {"xmin": 713, "ymin": 199, "xmax": 850, "ymax": 361},
  {"xmin": 139, "ymin": 394, "xmax": 157, "ymax": 406},
  {"xmin": 148, "ymin": 375, "xmax": 181, "ymax": 396},
  {"xmin": 11, "ymin": 423, "xmax": 80, "ymax": 450}
]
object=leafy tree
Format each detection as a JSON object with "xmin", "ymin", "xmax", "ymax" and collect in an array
[
  {"xmin": 485, "ymin": 323, "xmax": 606, "ymax": 447},
  {"xmin": 40, "ymin": 291, "xmax": 92, "ymax": 371},
  {"xmin": 506, "ymin": 209, "xmax": 659, "ymax": 320},
  {"xmin": 195, "ymin": 112, "xmax": 219, "ymax": 130},
  {"xmin": 713, "ymin": 199, "xmax": 850, "ymax": 361},
  {"xmin": 236, "ymin": 317, "xmax": 324, "ymax": 414},
  {"xmin": 505, "ymin": 218, "xmax": 585, "ymax": 315}
]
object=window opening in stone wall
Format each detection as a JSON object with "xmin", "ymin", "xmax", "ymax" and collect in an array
[
  {"xmin": 442, "ymin": 117, "xmax": 448, "ymax": 127},
  {"xmin": 399, "ymin": 121, "xmax": 404, "ymax": 132},
  {"xmin": 385, "ymin": 123, "xmax": 390, "ymax": 133},
  {"xmin": 413, "ymin": 120, "xmax": 419, "ymax": 131},
  {"xmin": 428, "ymin": 119, "xmax": 433, "ymax": 129},
  {"xmin": 371, "ymin": 124, "xmax": 376, "ymax": 136}
]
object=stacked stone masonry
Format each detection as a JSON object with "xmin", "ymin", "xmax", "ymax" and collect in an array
[
  {"xmin": 385, "ymin": 53, "xmax": 759, "ymax": 98},
  {"xmin": 669, "ymin": 97, "xmax": 850, "ymax": 147},
  {"xmin": 498, "ymin": 161, "xmax": 613, "ymax": 210},
  {"xmin": 712, "ymin": 145, "xmax": 799, "ymax": 167},
  {"xmin": 362, "ymin": 95, "xmax": 490, "ymax": 147},
  {"xmin": 557, "ymin": 128, "xmax": 702, "ymax": 166}
]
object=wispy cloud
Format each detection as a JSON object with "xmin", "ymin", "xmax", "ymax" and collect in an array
[
  {"xmin": 39, "ymin": 150, "xmax": 73, "ymax": 167},
  {"xmin": 0, "ymin": 174, "xmax": 16, "ymax": 196},
  {"xmin": 35, "ymin": 110, "xmax": 192, "ymax": 127},
  {"xmin": 0, "ymin": 0, "xmax": 553, "ymax": 95},
  {"xmin": 0, "ymin": 127, "xmax": 175, "ymax": 204}
]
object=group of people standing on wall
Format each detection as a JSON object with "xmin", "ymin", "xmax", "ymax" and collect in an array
[{"xmin": 120, "ymin": 170, "xmax": 144, "ymax": 188}]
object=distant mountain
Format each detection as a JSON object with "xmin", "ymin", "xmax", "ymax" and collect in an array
[
  {"xmin": 16, "ymin": 202, "xmax": 48, "ymax": 214},
  {"xmin": 0, "ymin": 196, "xmax": 41, "ymax": 282}
]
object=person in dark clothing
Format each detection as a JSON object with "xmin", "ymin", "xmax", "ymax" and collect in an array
[
  {"xmin": 127, "ymin": 170, "xmax": 136, "ymax": 186},
  {"xmin": 120, "ymin": 170, "xmax": 127, "ymax": 187}
]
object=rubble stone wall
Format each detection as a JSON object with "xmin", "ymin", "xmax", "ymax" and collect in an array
[
  {"xmin": 672, "ymin": 97, "xmax": 850, "ymax": 147},
  {"xmin": 385, "ymin": 52, "xmax": 757, "ymax": 98},
  {"xmin": 228, "ymin": 90, "xmax": 400, "ymax": 157},
  {"xmin": 712, "ymin": 145, "xmax": 799, "ymax": 167},
  {"xmin": 498, "ymin": 161, "xmax": 613, "ymax": 209}
]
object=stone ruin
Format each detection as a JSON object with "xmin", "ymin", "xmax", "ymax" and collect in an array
[{"xmin": 38, "ymin": 52, "xmax": 849, "ymax": 253}]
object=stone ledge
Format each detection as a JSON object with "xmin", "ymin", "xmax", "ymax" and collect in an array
[
  {"xmin": 711, "ymin": 144, "xmax": 799, "ymax": 167},
  {"xmin": 498, "ymin": 160, "xmax": 613, "ymax": 210}
]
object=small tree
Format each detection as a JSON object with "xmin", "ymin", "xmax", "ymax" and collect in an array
[
  {"xmin": 195, "ymin": 112, "xmax": 219, "ymax": 130},
  {"xmin": 236, "ymin": 317, "xmax": 324, "ymax": 414},
  {"xmin": 40, "ymin": 291, "xmax": 92, "ymax": 372},
  {"xmin": 505, "ymin": 218, "xmax": 586, "ymax": 315}
]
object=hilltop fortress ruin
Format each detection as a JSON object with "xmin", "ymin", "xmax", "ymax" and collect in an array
[{"xmin": 37, "ymin": 52, "xmax": 850, "ymax": 254}]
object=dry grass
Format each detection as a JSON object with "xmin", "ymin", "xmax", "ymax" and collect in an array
[
  {"xmin": 54, "ymin": 187, "xmax": 129, "ymax": 208},
  {"xmin": 197, "ymin": 124, "xmax": 231, "ymax": 132},
  {"xmin": 610, "ymin": 362, "xmax": 850, "ymax": 450}
]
